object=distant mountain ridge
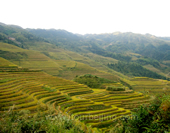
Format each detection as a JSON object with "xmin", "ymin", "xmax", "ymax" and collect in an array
[
  {"xmin": 0, "ymin": 22, "xmax": 170, "ymax": 80},
  {"xmin": 28, "ymin": 28, "xmax": 170, "ymax": 60}
]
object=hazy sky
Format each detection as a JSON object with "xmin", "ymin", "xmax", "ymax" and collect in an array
[{"xmin": 1, "ymin": 0, "xmax": 170, "ymax": 36}]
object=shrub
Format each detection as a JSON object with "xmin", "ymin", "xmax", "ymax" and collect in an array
[
  {"xmin": 111, "ymin": 94, "xmax": 170, "ymax": 133},
  {"xmin": 106, "ymin": 86, "xmax": 125, "ymax": 91},
  {"xmin": 0, "ymin": 107, "xmax": 86, "ymax": 133},
  {"xmin": 73, "ymin": 74, "xmax": 116, "ymax": 88},
  {"xmin": 42, "ymin": 85, "xmax": 56, "ymax": 92}
]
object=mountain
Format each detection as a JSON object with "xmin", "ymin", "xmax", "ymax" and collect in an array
[
  {"xmin": 0, "ymin": 22, "xmax": 170, "ymax": 81},
  {"xmin": 27, "ymin": 28, "xmax": 87, "ymax": 53},
  {"xmin": 0, "ymin": 23, "xmax": 120, "ymax": 81},
  {"xmin": 28, "ymin": 29, "xmax": 170, "ymax": 61},
  {"xmin": 84, "ymin": 32, "xmax": 170, "ymax": 61}
]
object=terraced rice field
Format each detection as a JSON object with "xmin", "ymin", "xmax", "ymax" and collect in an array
[
  {"xmin": 58, "ymin": 88, "xmax": 151, "ymax": 132},
  {"xmin": 0, "ymin": 70, "xmax": 153, "ymax": 132},
  {"xmin": 130, "ymin": 77, "xmax": 170, "ymax": 95}
]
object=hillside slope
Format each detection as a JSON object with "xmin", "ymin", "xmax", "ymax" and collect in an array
[
  {"xmin": 0, "ymin": 22, "xmax": 170, "ymax": 80},
  {"xmin": 28, "ymin": 28, "xmax": 170, "ymax": 79}
]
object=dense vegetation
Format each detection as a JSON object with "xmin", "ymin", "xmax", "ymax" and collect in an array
[
  {"xmin": 0, "ymin": 24, "xmax": 49, "ymax": 50},
  {"xmin": 108, "ymin": 62, "xmax": 169, "ymax": 80},
  {"xmin": 88, "ymin": 44, "xmax": 132, "ymax": 62},
  {"xmin": 0, "ymin": 108, "xmax": 86, "ymax": 133},
  {"xmin": 73, "ymin": 74, "xmax": 116, "ymax": 88},
  {"xmin": 106, "ymin": 86, "xmax": 125, "ymax": 91},
  {"xmin": 134, "ymin": 57, "xmax": 161, "ymax": 68},
  {"xmin": 0, "ymin": 50, "xmax": 27, "ymax": 60},
  {"xmin": 111, "ymin": 94, "xmax": 170, "ymax": 133}
]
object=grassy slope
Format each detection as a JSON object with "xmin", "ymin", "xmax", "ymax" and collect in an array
[
  {"xmin": 1, "ymin": 29, "xmax": 168, "ymax": 83},
  {"xmin": 130, "ymin": 77, "xmax": 170, "ymax": 95},
  {"xmin": 143, "ymin": 65, "xmax": 167, "ymax": 76},
  {"xmin": 0, "ymin": 57, "xmax": 16, "ymax": 66},
  {"xmin": 0, "ymin": 42, "xmax": 122, "ymax": 81},
  {"xmin": 0, "ymin": 42, "xmax": 62, "ymax": 74},
  {"xmin": 2, "ymin": 40, "xmax": 169, "ymax": 90},
  {"xmin": 27, "ymin": 28, "xmax": 170, "ymax": 80},
  {"xmin": 17, "ymin": 41, "xmax": 129, "ymax": 81}
]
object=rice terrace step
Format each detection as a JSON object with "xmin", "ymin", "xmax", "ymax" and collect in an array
[{"xmin": 0, "ymin": 66, "xmax": 169, "ymax": 132}]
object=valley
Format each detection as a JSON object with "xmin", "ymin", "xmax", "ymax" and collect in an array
[{"xmin": 0, "ymin": 22, "xmax": 170, "ymax": 132}]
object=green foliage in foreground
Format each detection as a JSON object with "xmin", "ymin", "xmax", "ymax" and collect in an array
[
  {"xmin": 73, "ymin": 74, "xmax": 116, "ymax": 88},
  {"xmin": 0, "ymin": 108, "xmax": 86, "ymax": 133},
  {"xmin": 111, "ymin": 95, "xmax": 170, "ymax": 133},
  {"xmin": 108, "ymin": 62, "xmax": 169, "ymax": 80}
]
